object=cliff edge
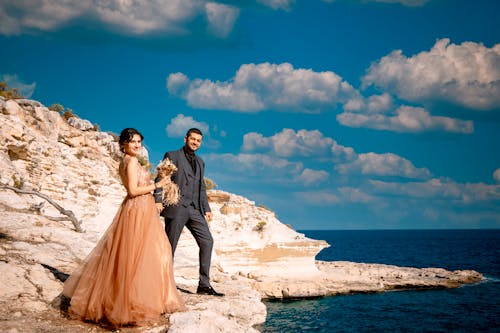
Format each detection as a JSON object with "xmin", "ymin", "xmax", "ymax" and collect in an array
[{"xmin": 0, "ymin": 97, "xmax": 483, "ymax": 332}]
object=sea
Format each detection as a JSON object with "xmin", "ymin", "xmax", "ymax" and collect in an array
[{"xmin": 260, "ymin": 229, "xmax": 500, "ymax": 332}]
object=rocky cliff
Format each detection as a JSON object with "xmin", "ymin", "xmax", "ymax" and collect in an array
[{"xmin": 0, "ymin": 96, "xmax": 483, "ymax": 332}]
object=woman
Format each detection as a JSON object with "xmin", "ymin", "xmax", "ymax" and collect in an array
[{"xmin": 63, "ymin": 128, "xmax": 185, "ymax": 327}]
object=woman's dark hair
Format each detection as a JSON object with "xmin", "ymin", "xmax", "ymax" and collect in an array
[{"xmin": 119, "ymin": 128, "xmax": 144, "ymax": 152}]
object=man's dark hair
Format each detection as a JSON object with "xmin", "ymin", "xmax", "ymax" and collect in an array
[{"xmin": 186, "ymin": 128, "xmax": 203, "ymax": 138}]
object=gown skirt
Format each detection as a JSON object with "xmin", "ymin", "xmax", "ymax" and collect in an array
[{"xmin": 63, "ymin": 186, "xmax": 185, "ymax": 326}]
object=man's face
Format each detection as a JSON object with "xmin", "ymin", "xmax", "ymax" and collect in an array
[{"xmin": 184, "ymin": 132, "xmax": 203, "ymax": 153}]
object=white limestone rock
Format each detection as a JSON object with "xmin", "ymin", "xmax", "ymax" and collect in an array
[
  {"xmin": 3, "ymin": 99, "xmax": 22, "ymax": 115},
  {"xmin": 67, "ymin": 116, "xmax": 94, "ymax": 131},
  {"xmin": 0, "ymin": 96, "xmax": 484, "ymax": 332}
]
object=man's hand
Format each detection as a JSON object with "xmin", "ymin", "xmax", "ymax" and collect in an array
[
  {"xmin": 155, "ymin": 203, "xmax": 163, "ymax": 214},
  {"xmin": 205, "ymin": 211, "xmax": 213, "ymax": 221}
]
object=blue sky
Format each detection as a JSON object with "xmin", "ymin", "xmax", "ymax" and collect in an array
[{"xmin": 1, "ymin": 0, "xmax": 499, "ymax": 230}]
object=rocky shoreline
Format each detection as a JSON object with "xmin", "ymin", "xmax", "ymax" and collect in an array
[
  {"xmin": 0, "ymin": 257, "xmax": 483, "ymax": 333},
  {"xmin": 0, "ymin": 97, "xmax": 484, "ymax": 332},
  {"xmin": 253, "ymin": 260, "xmax": 483, "ymax": 299}
]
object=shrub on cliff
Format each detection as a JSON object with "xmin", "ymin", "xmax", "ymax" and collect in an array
[
  {"xmin": 204, "ymin": 178, "xmax": 217, "ymax": 190},
  {"xmin": 0, "ymin": 81, "xmax": 23, "ymax": 99},
  {"xmin": 61, "ymin": 108, "xmax": 74, "ymax": 121},
  {"xmin": 254, "ymin": 221, "xmax": 267, "ymax": 232},
  {"xmin": 48, "ymin": 103, "xmax": 75, "ymax": 121},
  {"xmin": 48, "ymin": 103, "xmax": 65, "ymax": 113}
]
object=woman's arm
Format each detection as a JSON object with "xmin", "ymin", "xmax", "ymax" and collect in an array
[{"xmin": 125, "ymin": 156, "xmax": 164, "ymax": 197}]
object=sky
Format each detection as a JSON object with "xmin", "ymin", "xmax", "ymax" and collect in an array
[{"xmin": 1, "ymin": 0, "xmax": 499, "ymax": 230}]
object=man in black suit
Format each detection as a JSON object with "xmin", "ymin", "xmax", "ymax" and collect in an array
[{"xmin": 154, "ymin": 128, "xmax": 223, "ymax": 296}]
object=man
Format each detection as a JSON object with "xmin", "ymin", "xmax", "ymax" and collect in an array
[{"xmin": 154, "ymin": 128, "xmax": 223, "ymax": 297}]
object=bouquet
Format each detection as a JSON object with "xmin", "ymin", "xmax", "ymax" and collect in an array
[{"xmin": 156, "ymin": 158, "xmax": 179, "ymax": 206}]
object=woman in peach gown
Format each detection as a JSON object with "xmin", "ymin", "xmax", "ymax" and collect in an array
[{"xmin": 63, "ymin": 128, "xmax": 185, "ymax": 327}]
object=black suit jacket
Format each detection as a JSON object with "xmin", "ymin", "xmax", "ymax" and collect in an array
[{"xmin": 154, "ymin": 148, "xmax": 211, "ymax": 219}]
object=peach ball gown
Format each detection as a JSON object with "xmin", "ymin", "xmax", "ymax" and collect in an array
[{"xmin": 63, "ymin": 155, "xmax": 185, "ymax": 327}]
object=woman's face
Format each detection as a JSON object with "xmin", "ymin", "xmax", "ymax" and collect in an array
[{"xmin": 123, "ymin": 134, "xmax": 142, "ymax": 156}]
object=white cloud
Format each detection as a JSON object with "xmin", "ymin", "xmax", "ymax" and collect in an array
[
  {"xmin": 294, "ymin": 190, "xmax": 340, "ymax": 205},
  {"xmin": 167, "ymin": 62, "xmax": 360, "ymax": 113},
  {"xmin": 337, "ymin": 105, "xmax": 474, "ymax": 134},
  {"xmin": 0, "ymin": 5, "xmax": 19, "ymax": 35},
  {"xmin": 295, "ymin": 187, "xmax": 379, "ymax": 206},
  {"xmin": 167, "ymin": 73, "xmax": 190, "ymax": 96},
  {"xmin": 338, "ymin": 187, "xmax": 375, "ymax": 203},
  {"xmin": 370, "ymin": 178, "xmax": 500, "ymax": 203},
  {"xmin": 93, "ymin": 0, "xmax": 203, "ymax": 35},
  {"xmin": 322, "ymin": 0, "xmax": 430, "ymax": 6},
  {"xmin": 365, "ymin": 93, "xmax": 393, "ymax": 113},
  {"xmin": 166, "ymin": 114, "xmax": 209, "ymax": 138},
  {"xmin": 242, "ymin": 128, "xmax": 356, "ymax": 161},
  {"xmin": 494, "ymin": 168, "xmax": 500, "ymax": 183},
  {"xmin": 205, "ymin": 2, "xmax": 239, "ymax": 38},
  {"xmin": 343, "ymin": 93, "xmax": 393, "ymax": 113},
  {"xmin": 205, "ymin": 152, "xmax": 302, "ymax": 178},
  {"xmin": 1, "ymin": 74, "xmax": 36, "ymax": 98},
  {"xmin": 0, "ymin": 0, "xmax": 239, "ymax": 37},
  {"xmin": 336, "ymin": 152, "xmax": 432, "ymax": 179},
  {"xmin": 184, "ymin": 78, "xmax": 264, "ymax": 112},
  {"xmin": 364, "ymin": 0, "xmax": 430, "ymax": 6},
  {"xmin": 331, "ymin": 140, "xmax": 356, "ymax": 162},
  {"xmin": 241, "ymin": 132, "xmax": 270, "ymax": 152},
  {"xmin": 257, "ymin": 0, "xmax": 295, "ymax": 10},
  {"xmin": 205, "ymin": 152, "xmax": 327, "ymax": 186},
  {"xmin": 243, "ymin": 129, "xmax": 331, "ymax": 157},
  {"xmin": 362, "ymin": 38, "xmax": 500, "ymax": 110},
  {"xmin": 294, "ymin": 168, "xmax": 329, "ymax": 186},
  {"xmin": 0, "ymin": 1, "xmax": 88, "ymax": 35}
]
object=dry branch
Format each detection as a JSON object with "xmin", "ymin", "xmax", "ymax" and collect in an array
[{"xmin": 0, "ymin": 184, "xmax": 83, "ymax": 232}]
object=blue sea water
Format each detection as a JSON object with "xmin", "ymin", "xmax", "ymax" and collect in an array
[{"xmin": 261, "ymin": 229, "xmax": 500, "ymax": 332}]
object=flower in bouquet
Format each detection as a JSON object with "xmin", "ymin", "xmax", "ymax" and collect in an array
[
  {"xmin": 157, "ymin": 157, "xmax": 177, "ymax": 177},
  {"xmin": 156, "ymin": 158, "xmax": 179, "ymax": 206}
]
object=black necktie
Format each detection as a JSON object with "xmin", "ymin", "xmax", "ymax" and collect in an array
[{"xmin": 185, "ymin": 151, "xmax": 196, "ymax": 172}]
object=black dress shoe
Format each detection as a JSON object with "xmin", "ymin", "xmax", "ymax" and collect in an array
[{"xmin": 196, "ymin": 286, "xmax": 224, "ymax": 297}]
